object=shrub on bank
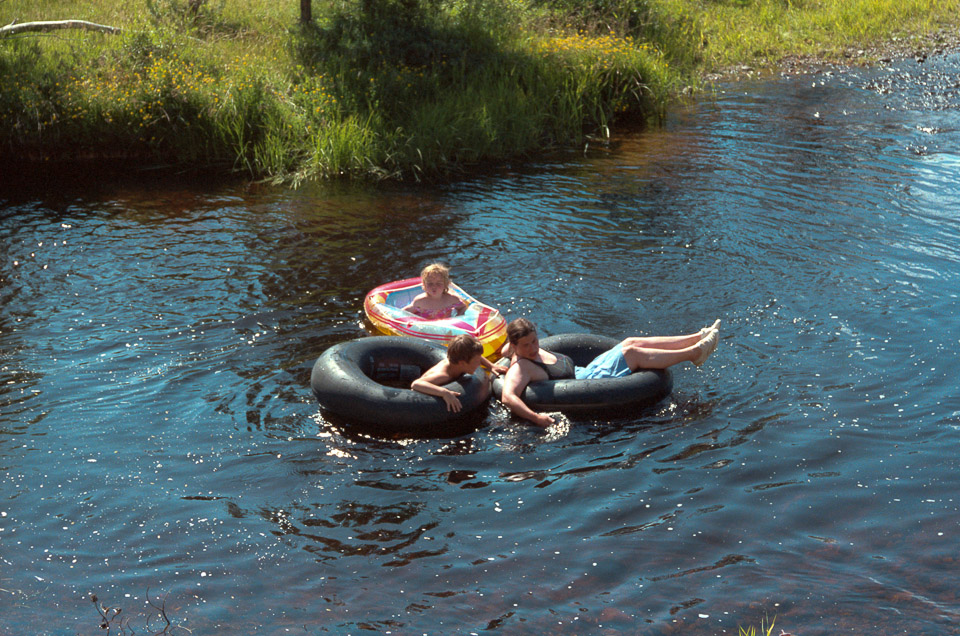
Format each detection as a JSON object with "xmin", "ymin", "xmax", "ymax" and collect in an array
[
  {"xmin": 0, "ymin": 0, "xmax": 672, "ymax": 181},
  {"xmin": 289, "ymin": 0, "xmax": 672, "ymax": 180}
]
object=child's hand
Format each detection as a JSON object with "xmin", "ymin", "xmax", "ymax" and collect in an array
[
  {"xmin": 442, "ymin": 391, "xmax": 463, "ymax": 412},
  {"xmin": 491, "ymin": 363, "xmax": 508, "ymax": 376},
  {"xmin": 533, "ymin": 413, "xmax": 555, "ymax": 427}
]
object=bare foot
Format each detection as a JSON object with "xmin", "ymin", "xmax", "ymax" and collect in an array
[
  {"xmin": 693, "ymin": 329, "xmax": 719, "ymax": 367},
  {"xmin": 699, "ymin": 319, "xmax": 721, "ymax": 338}
]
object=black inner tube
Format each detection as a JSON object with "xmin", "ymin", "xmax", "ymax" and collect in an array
[
  {"xmin": 491, "ymin": 333, "xmax": 672, "ymax": 416},
  {"xmin": 311, "ymin": 336, "xmax": 489, "ymax": 430}
]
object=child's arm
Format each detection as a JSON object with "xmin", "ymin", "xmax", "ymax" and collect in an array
[
  {"xmin": 480, "ymin": 357, "xmax": 508, "ymax": 376},
  {"xmin": 500, "ymin": 364, "xmax": 555, "ymax": 427},
  {"xmin": 446, "ymin": 295, "xmax": 469, "ymax": 316},
  {"xmin": 402, "ymin": 292, "xmax": 427, "ymax": 314},
  {"xmin": 411, "ymin": 364, "xmax": 463, "ymax": 412}
]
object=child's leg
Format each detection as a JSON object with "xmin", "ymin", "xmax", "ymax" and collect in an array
[
  {"xmin": 621, "ymin": 342, "xmax": 700, "ymax": 369},
  {"xmin": 621, "ymin": 333, "xmax": 701, "ymax": 351},
  {"xmin": 622, "ymin": 331, "xmax": 718, "ymax": 370}
]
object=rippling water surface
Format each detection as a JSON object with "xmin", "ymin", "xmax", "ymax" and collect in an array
[{"xmin": 3, "ymin": 52, "xmax": 960, "ymax": 635}]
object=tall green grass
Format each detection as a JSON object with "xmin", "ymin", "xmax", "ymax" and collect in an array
[
  {"xmin": 2, "ymin": 0, "xmax": 957, "ymax": 181},
  {"xmin": 1, "ymin": 0, "xmax": 673, "ymax": 181},
  {"xmin": 644, "ymin": 0, "xmax": 960, "ymax": 72}
]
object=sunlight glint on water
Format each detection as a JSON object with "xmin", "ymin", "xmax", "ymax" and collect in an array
[{"xmin": 2, "ymin": 52, "xmax": 960, "ymax": 635}]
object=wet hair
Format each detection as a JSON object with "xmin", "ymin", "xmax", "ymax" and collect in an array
[
  {"xmin": 506, "ymin": 318, "xmax": 537, "ymax": 345},
  {"xmin": 420, "ymin": 263, "xmax": 451, "ymax": 290},
  {"xmin": 447, "ymin": 334, "xmax": 483, "ymax": 364}
]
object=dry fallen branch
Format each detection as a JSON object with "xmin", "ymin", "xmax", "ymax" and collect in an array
[{"xmin": 0, "ymin": 19, "xmax": 121, "ymax": 37}]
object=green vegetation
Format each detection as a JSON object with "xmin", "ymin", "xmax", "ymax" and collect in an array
[
  {"xmin": 656, "ymin": 0, "xmax": 960, "ymax": 71},
  {"xmin": 1, "ymin": 0, "xmax": 957, "ymax": 182},
  {"xmin": 739, "ymin": 615, "xmax": 777, "ymax": 636}
]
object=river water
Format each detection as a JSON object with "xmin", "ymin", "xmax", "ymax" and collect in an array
[{"xmin": 2, "ymin": 51, "xmax": 960, "ymax": 635}]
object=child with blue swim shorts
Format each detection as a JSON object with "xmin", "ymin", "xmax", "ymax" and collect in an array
[
  {"xmin": 574, "ymin": 344, "xmax": 634, "ymax": 379},
  {"xmin": 498, "ymin": 318, "xmax": 721, "ymax": 426}
]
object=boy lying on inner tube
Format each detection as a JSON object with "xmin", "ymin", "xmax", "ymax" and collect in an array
[{"xmin": 411, "ymin": 335, "xmax": 508, "ymax": 412}]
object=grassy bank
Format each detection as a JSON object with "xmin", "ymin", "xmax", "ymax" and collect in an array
[
  {"xmin": 655, "ymin": 0, "xmax": 960, "ymax": 73},
  {"xmin": 0, "ymin": 0, "xmax": 674, "ymax": 181},
  {"xmin": 1, "ymin": 0, "xmax": 957, "ymax": 182}
]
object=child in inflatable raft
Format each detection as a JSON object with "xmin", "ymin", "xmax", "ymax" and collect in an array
[
  {"xmin": 402, "ymin": 263, "xmax": 467, "ymax": 319},
  {"xmin": 498, "ymin": 318, "xmax": 721, "ymax": 427}
]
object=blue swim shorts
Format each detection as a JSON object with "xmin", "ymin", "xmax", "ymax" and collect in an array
[{"xmin": 574, "ymin": 344, "xmax": 631, "ymax": 380}]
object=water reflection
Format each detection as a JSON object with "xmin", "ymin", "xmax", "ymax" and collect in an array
[{"xmin": 4, "ymin": 51, "xmax": 960, "ymax": 634}]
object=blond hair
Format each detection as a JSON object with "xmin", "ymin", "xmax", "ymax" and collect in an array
[{"xmin": 420, "ymin": 263, "xmax": 451, "ymax": 290}]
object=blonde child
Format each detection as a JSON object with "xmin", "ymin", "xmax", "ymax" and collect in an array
[
  {"xmin": 403, "ymin": 263, "xmax": 468, "ymax": 320},
  {"xmin": 412, "ymin": 335, "xmax": 508, "ymax": 412}
]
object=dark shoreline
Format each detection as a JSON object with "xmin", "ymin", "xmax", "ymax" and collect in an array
[{"xmin": 4, "ymin": 29, "xmax": 957, "ymax": 187}]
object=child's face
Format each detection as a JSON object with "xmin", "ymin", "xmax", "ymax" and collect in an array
[
  {"xmin": 464, "ymin": 354, "xmax": 484, "ymax": 373},
  {"xmin": 513, "ymin": 332, "xmax": 539, "ymax": 359},
  {"xmin": 421, "ymin": 274, "xmax": 446, "ymax": 298}
]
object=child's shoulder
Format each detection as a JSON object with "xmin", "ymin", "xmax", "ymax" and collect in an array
[{"xmin": 428, "ymin": 360, "xmax": 456, "ymax": 383}]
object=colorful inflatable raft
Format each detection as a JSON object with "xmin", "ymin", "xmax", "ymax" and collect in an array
[{"xmin": 364, "ymin": 277, "xmax": 506, "ymax": 359}]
